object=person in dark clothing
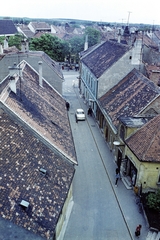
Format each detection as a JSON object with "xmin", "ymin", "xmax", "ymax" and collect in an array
[
  {"xmin": 87, "ymin": 107, "xmax": 92, "ymax": 116},
  {"xmin": 66, "ymin": 101, "xmax": 70, "ymax": 111},
  {"xmin": 135, "ymin": 224, "xmax": 142, "ymax": 237},
  {"xmin": 115, "ymin": 168, "xmax": 120, "ymax": 187}
]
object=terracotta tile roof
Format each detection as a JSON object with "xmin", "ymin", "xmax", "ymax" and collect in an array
[
  {"xmin": 99, "ymin": 68, "xmax": 160, "ymax": 128},
  {"xmin": 81, "ymin": 40, "xmax": 130, "ymax": 78},
  {"xmin": 145, "ymin": 64, "xmax": 160, "ymax": 87},
  {"xmin": 0, "ymin": 110, "xmax": 75, "ymax": 239},
  {"xmin": 3, "ymin": 62, "xmax": 77, "ymax": 164},
  {"xmin": 125, "ymin": 114, "xmax": 160, "ymax": 162}
]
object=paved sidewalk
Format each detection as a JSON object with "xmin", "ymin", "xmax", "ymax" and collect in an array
[{"xmin": 74, "ymin": 87, "xmax": 149, "ymax": 240}]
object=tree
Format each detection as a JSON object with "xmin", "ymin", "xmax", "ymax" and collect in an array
[
  {"xmin": 147, "ymin": 190, "xmax": 160, "ymax": 211},
  {"xmin": 8, "ymin": 34, "xmax": 24, "ymax": 50},
  {"xmin": 68, "ymin": 36, "xmax": 84, "ymax": 62},
  {"xmin": 29, "ymin": 34, "xmax": 68, "ymax": 62},
  {"xmin": 84, "ymin": 27, "xmax": 101, "ymax": 48}
]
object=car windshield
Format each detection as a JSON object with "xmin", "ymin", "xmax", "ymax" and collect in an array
[{"xmin": 78, "ymin": 111, "xmax": 84, "ymax": 114}]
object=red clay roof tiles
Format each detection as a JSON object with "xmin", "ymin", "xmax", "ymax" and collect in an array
[{"xmin": 125, "ymin": 114, "xmax": 160, "ymax": 162}]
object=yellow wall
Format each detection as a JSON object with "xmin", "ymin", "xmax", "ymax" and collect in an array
[{"xmin": 126, "ymin": 147, "xmax": 160, "ymax": 191}]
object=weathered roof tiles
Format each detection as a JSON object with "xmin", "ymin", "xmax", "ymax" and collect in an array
[
  {"xmin": 4, "ymin": 62, "xmax": 77, "ymax": 164},
  {"xmin": 99, "ymin": 68, "xmax": 160, "ymax": 128},
  {"xmin": 81, "ymin": 40, "xmax": 130, "ymax": 78},
  {"xmin": 0, "ymin": 111, "xmax": 75, "ymax": 239},
  {"xmin": 125, "ymin": 114, "xmax": 160, "ymax": 162}
]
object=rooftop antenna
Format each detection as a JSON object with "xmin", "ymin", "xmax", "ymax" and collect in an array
[{"xmin": 127, "ymin": 11, "xmax": 132, "ymax": 26}]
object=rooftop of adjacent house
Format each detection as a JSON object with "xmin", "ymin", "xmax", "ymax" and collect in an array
[
  {"xmin": 145, "ymin": 63, "xmax": 160, "ymax": 87},
  {"xmin": 81, "ymin": 40, "xmax": 130, "ymax": 78},
  {"xmin": 143, "ymin": 34, "xmax": 158, "ymax": 49},
  {"xmin": 0, "ymin": 50, "xmax": 63, "ymax": 88},
  {"xmin": 118, "ymin": 116, "xmax": 149, "ymax": 128},
  {"xmin": 0, "ymin": 109, "xmax": 75, "ymax": 239},
  {"xmin": 1, "ymin": 61, "xmax": 77, "ymax": 164},
  {"xmin": 125, "ymin": 114, "xmax": 160, "ymax": 162},
  {"xmin": 155, "ymin": 29, "xmax": 160, "ymax": 40},
  {"xmin": 0, "ymin": 19, "xmax": 18, "ymax": 35},
  {"xmin": 17, "ymin": 24, "xmax": 35, "ymax": 38},
  {"xmin": 29, "ymin": 22, "xmax": 51, "ymax": 30},
  {"xmin": 99, "ymin": 68, "xmax": 160, "ymax": 129}
]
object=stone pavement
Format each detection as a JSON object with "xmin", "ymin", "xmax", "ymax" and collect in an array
[
  {"xmin": 62, "ymin": 71, "xmax": 150, "ymax": 240},
  {"xmin": 76, "ymin": 90, "xmax": 149, "ymax": 240}
]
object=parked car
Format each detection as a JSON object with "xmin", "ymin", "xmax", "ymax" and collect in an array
[{"xmin": 75, "ymin": 108, "xmax": 85, "ymax": 121}]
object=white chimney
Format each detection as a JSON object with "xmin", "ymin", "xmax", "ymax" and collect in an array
[
  {"xmin": 4, "ymin": 38, "xmax": 8, "ymax": 49},
  {"xmin": 38, "ymin": 61, "xmax": 43, "ymax": 86},
  {"xmin": 26, "ymin": 39, "xmax": 29, "ymax": 52},
  {"xmin": 21, "ymin": 39, "xmax": 29, "ymax": 52},
  {"xmin": 131, "ymin": 39, "xmax": 142, "ymax": 65},
  {"xmin": 9, "ymin": 76, "xmax": 17, "ymax": 94},
  {"xmin": 84, "ymin": 34, "xmax": 88, "ymax": 51},
  {"xmin": 0, "ymin": 43, "xmax": 3, "ymax": 54},
  {"xmin": 8, "ymin": 63, "xmax": 21, "ymax": 76},
  {"xmin": 21, "ymin": 40, "xmax": 26, "ymax": 52},
  {"xmin": 117, "ymin": 29, "xmax": 121, "ymax": 43},
  {"xmin": 8, "ymin": 63, "xmax": 22, "ymax": 94}
]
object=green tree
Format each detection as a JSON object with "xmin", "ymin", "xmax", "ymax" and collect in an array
[
  {"xmin": 8, "ymin": 34, "xmax": 24, "ymax": 50},
  {"xmin": 29, "ymin": 34, "xmax": 68, "ymax": 62},
  {"xmin": 84, "ymin": 27, "xmax": 101, "ymax": 48},
  {"xmin": 147, "ymin": 190, "xmax": 160, "ymax": 211},
  {"xmin": 68, "ymin": 36, "xmax": 84, "ymax": 62}
]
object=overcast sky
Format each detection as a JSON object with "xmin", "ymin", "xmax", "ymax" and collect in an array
[{"xmin": 1, "ymin": 0, "xmax": 159, "ymax": 25}]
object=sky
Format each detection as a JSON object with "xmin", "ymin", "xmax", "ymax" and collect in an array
[{"xmin": 1, "ymin": 0, "xmax": 160, "ymax": 25}]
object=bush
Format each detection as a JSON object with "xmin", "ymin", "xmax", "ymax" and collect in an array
[{"xmin": 146, "ymin": 190, "xmax": 160, "ymax": 211}]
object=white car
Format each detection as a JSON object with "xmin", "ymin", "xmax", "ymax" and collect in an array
[{"xmin": 75, "ymin": 108, "xmax": 85, "ymax": 121}]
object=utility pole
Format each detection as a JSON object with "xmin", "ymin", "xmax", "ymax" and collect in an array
[{"xmin": 127, "ymin": 11, "xmax": 132, "ymax": 26}]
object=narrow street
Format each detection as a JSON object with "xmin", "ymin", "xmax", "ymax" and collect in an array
[{"xmin": 61, "ymin": 70, "xmax": 148, "ymax": 240}]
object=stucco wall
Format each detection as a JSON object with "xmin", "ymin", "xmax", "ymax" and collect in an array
[
  {"xmin": 126, "ymin": 147, "xmax": 160, "ymax": 191},
  {"xmin": 55, "ymin": 184, "xmax": 73, "ymax": 239},
  {"xmin": 98, "ymin": 50, "xmax": 138, "ymax": 98}
]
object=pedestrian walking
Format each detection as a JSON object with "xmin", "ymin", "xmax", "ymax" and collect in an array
[
  {"xmin": 135, "ymin": 224, "xmax": 142, "ymax": 237},
  {"xmin": 66, "ymin": 101, "xmax": 70, "ymax": 111},
  {"xmin": 87, "ymin": 107, "xmax": 92, "ymax": 116},
  {"xmin": 115, "ymin": 168, "xmax": 120, "ymax": 187}
]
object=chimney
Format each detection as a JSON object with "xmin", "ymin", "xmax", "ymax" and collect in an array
[
  {"xmin": 38, "ymin": 61, "xmax": 43, "ymax": 86},
  {"xmin": 8, "ymin": 63, "xmax": 22, "ymax": 94},
  {"xmin": 26, "ymin": 39, "xmax": 29, "ymax": 51},
  {"xmin": 4, "ymin": 38, "xmax": 8, "ymax": 49},
  {"xmin": 21, "ymin": 40, "xmax": 26, "ymax": 52},
  {"xmin": 0, "ymin": 43, "xmax": 3, "ymax": 54},
  {"xmin": 84, "ymin": 34, "xmax": 88, "ymax": 51},
  {"xmin": 131, "ymin": 39, "xmax": 142, "ymax": 65},
  {"xmin": 117, "ymin": 28, "xmax": 121, "ymax": 43},
  {"xmin": 21, "ymin": 39, "xmax": 29, "ymax": 52}
]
